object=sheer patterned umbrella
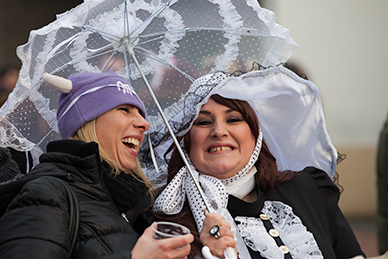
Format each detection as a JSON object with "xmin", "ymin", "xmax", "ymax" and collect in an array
[
  {"xmin": 0, "ymin": 0, "xmax": 297, "ymax": 164},
  {"xmin": 0, "ymin": 1, "xmax": 297, "ymax": 257}
]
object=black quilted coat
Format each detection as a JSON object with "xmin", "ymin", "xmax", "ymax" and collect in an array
[{"xmin": 0, "ymin": 140, "xmax": 150, "ymax": 258}]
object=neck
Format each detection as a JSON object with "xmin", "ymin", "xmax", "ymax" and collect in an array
[
  {"xmin": 242, "ymin": 188, "xmax": 258, "ymax": 202},
  {"xmin": 223, "ymin": 167, "xmax": 257, "ymax": 199}
]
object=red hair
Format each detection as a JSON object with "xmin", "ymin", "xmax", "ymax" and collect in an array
[{"xmin": 166, "ymin": 94, "xmax": 294, "ymax": 191}]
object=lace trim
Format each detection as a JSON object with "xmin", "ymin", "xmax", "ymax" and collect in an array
[
  {"xmin": 235, "ymin": 201, "xmax": 323, "ymax": 258},
  {"xmin": 210, "ymin": 0, "xmax": 243, "ymax": 72},
  {"xmin": 245, "ymin": 0, "xmax": 298, "ymax": 66}
]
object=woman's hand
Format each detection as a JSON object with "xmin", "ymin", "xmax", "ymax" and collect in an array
[
  {"xmin": 131, "ymin": 224, "xmax": 194, "ymax": 259},
  {"xmin": 200, "ymin": 213, "xmax": 237, "ymax": 259}
]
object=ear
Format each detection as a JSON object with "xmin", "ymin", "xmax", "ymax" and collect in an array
[{"xmin": 42, "ymin": 73, "xmax": 73, "ymax": 94}]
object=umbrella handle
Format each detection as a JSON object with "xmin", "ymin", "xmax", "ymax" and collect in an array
[
  {"xmin": 224, "ymin": 247, "xmax": 237, "ymax": 259},
  {"xmin": 202, "ymin": 246, "xmax": 237, "ymax": 259},
  {"xmin": 202, "ymin": 246, "xmax": 218, "ymax": 259}
]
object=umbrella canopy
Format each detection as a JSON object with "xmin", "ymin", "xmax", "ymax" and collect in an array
[
  {"xmin": 141, "ymin": 66, "xmax": 338, "ymax": 184},
  {"xmin": 0, "ymin": 0, "xmax": 297, "ymax": 167}
]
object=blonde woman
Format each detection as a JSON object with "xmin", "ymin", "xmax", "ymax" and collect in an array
[{"xmin": 0, "ymin": 71, "xmax": 193, "ymax": 258}]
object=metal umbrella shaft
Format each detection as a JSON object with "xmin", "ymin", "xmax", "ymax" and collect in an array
[
  {"xmin": 127, "ymin": 45, "xmax": 214, "ymax": 213},
  {"xmin": 128, "ymin": 45, "xmax": 237, "ymax": 259}
]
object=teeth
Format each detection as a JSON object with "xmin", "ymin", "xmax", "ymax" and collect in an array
[
  {"xmin": 121, "ymin": 137, "xmax": 140, "ymax": 148},
  {"xmin": 209, "ymin": 146, "xmax": 232, "ymax": 153}
]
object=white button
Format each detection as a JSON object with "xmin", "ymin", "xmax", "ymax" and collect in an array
[
  {"xmin": 269, "ymin": 229, "xmax": 279, "ymax": 237},
  {"xmin": 280, "ymin": 245, "xmax": 290, "ymax": 254},
  {"xmin": 260, "ymin": 214, "xmax": 269, "ymax": 220}
]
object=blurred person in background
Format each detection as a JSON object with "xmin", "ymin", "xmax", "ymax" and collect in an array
[
  {"xmin": 0, "ymin": 66, "xmax": 33, "ymax": 174},
  {"xmin": 377, "ymin": 112, "xmax": 388, "ymax": 255},
  {"xmin": 0, "ymin": 66, "xmax": 19, "ymax": 107}
]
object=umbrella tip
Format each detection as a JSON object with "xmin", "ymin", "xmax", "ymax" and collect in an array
[{"xmin": 42, "ymin": 73, "xmax": 73, "ymax": 94}]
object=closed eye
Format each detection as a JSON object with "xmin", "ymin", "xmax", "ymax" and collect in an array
[
  {"xmin": 193, "ymin": 120, "xmax": 212, "ymax": 126},
  {"xmin": 118, "ymin": 107, "xmax": 129, "ymax": 113},
  {"xmin": 227, "ymin": 117, "xmax": 244, "ymax": 123}
]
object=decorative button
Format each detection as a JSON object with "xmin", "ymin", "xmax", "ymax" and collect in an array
[
  {"xmin": 269, "ymin": 229, "xmax": 279, "ymax": 237},
  {"xmin": 279, "ymin": 245, "xmax": 290, "ymax": 254},
  {"xmin": 260, "ymin": 214, "xmax": 269, "ymax": 220}
]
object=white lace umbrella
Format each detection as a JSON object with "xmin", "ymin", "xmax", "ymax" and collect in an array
[
  {"xmin": 0, "ymin": 0, "xmax": 297, "ymax": 166},
  {"xmin": 0, "ymin": 1, "xmax": 297, "ymax": 257}
]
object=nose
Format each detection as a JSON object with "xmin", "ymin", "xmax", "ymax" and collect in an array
[
  {"xmin": 211, "ymin": 121, "xmax": 228, "ymax": 138},
  {"xmin": 134, "ymin": 115, "xmax": 150, "ymax": 132}
]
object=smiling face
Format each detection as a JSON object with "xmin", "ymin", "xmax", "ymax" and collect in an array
[
  {"xmin": 95, "ymin": 104, "xmax": 149, "ymax": 171},
  {"xmin": 188, "ymin": 98, "xmax": 256, "ymax": 179}
]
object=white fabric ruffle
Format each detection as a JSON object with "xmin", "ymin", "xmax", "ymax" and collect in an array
[{"xmin": 236, "ymin": 200, "xmax": 323, "ymax": 259}]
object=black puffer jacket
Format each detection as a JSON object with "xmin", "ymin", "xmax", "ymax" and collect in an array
[{"xmin": 0, "ymin": 140, "xmax": 150, "ymax": 258}]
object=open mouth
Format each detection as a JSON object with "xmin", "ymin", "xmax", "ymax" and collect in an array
[
  {"xmin": 122, "ymin": 137, "xmax": 139, "ymax": 151},
  {"xmin": 208, "ymin": 146, "xmax": 233, "ymax": 153}
]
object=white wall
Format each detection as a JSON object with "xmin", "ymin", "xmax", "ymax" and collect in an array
[
  {"xmin": 265, "ymin": 0, "xmax": 388, "ymax": 148},
  {"xmin": 262, "ymin": 1, "xmax": 388, "ymax": 218}
]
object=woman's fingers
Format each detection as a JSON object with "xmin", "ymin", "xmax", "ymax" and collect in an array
[
  {"xmin": 132, "ymin": 225, "xmax": 194, "ymax": 259},
  {"xmin": 200, "ymin": 213, "xmax": 237, "ymax": 259},
  {"xmin": 202, "ymin": 213, "xmax": 231, "ymax": 235}
]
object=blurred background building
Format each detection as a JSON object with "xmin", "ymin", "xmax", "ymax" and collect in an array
[{"xmin": 1, "ymin": 0, "xmax": 387, "ymax": 256}]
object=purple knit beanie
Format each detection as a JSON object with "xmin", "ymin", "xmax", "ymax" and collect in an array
[{"xmin": 57, "ymin": 71, "xmax": 146, "ymax": 139}]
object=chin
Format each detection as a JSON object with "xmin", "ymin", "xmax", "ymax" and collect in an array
[
  {"xmin": 205, "ymin": 170, "xmax": 234, "ymax": 179},
  {"xmin": 119, "ymin": 162, "xmax": 136, "ymax": 172}
]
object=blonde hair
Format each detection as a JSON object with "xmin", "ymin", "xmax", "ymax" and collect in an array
[{"xmin": 71, "ymin": 119, "xmax": 155, "ymax": 195}]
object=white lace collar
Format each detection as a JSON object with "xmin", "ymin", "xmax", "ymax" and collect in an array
[{"xmin": 235, "ymin": 200, "xmax": 323, "ymax": 258}]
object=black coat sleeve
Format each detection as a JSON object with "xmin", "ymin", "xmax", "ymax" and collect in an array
[
  {"xmin": 308, "ymin": 167, "xmax": 366, "ymax": 259},
  {"xmin": 0, "ymin": 177, "xmax": 73, "ymax": 258}
]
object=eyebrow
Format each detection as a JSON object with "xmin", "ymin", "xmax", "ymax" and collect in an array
[{"xmin": 199, "ymin": 108, "xmax": 235, "ymax": 115}]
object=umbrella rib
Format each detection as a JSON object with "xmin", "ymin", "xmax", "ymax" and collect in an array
[
  {"xmin": 136, "ymin": 35, "xmax": 167, "ymax": 46},
  {"xmin": 45, "ymin": 47, "xmax": 116, "ymax": 77},
  {"xmin": 100, "ymin": 51, "xmax": 126, "ymax": 72},
  {"xmin": 82, "ymin": 26, "xmax": 121, "ymax": 43},
  {"xmin": 137, "ymin": 27, "xmax": 281, "ymax": 41},
  {"xmin": 183, "ymin": 27, "xmax": 280, "ymax": 38},
  {"xmin": 124, "ymin": 0, "xmax": 130, "ymax": 38},
  {"xmin": 128, "ymin": 0, "xmax": 174, "ymax": 39},
  {"xmin": 82, "ymin": 1, "xmax": 175, "ymax": 47},
  {"xmin": 134, "ymin": 46, "xmax": 195, "ymax": 82},
  {"xmin": 34, "ymin": 128, "xmax": 55, "ymax": 149},
  {"xmin": 127, "ymin": 46, "xmax": 213, "ymax": 213}
]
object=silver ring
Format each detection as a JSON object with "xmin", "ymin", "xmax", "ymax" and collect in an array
[{"xmin": 209, "ymin": 225, "xmax": 221, "ymax": 239}]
